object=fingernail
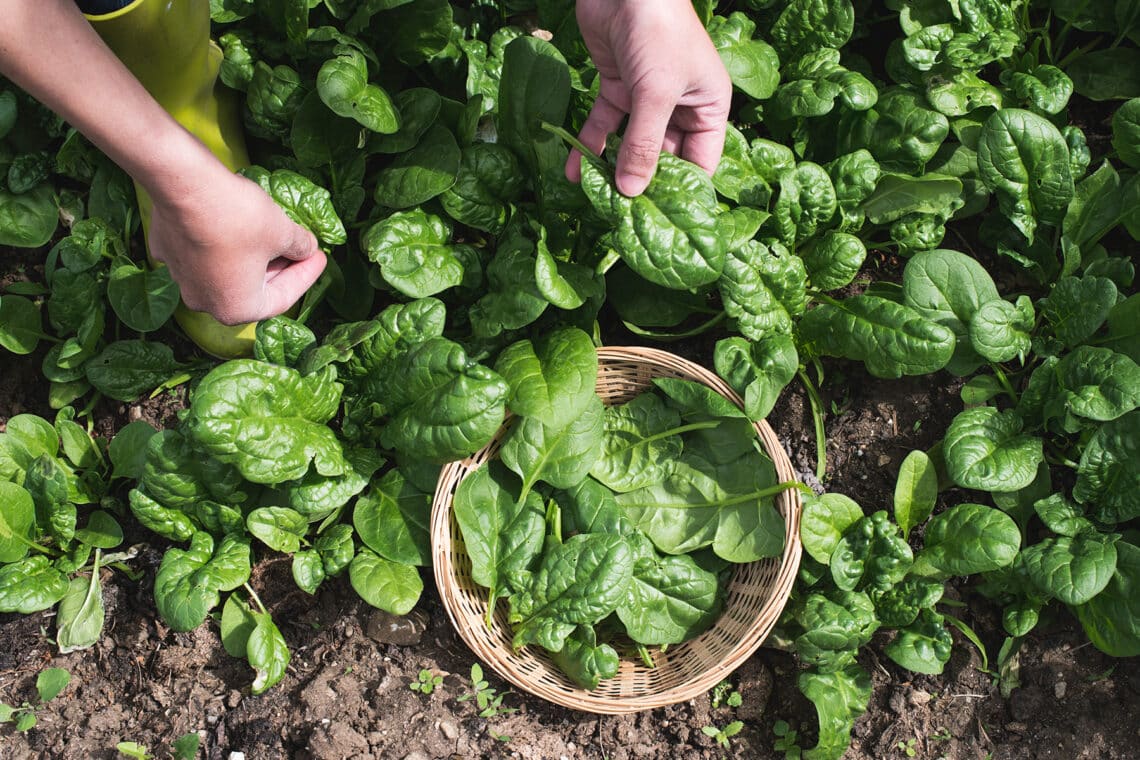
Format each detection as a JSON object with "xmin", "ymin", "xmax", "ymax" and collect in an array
[{"xmin": 616, "ymin": 173, "xmax": 650, "ymax": 197}]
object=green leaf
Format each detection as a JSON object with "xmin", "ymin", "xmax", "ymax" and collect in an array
[
  {"xmin": 108, "ymin": 420, "xmax": 158, "ymax": 481},
  {"xmin": 653, "ymin": 378, "xmax": 746, "ymax": 421},
  {"xmin": 220, "ymin": 593, "xmax": 258, "ymax": 658},
  {"xmin": 440, "ymin": 142, "xmax": 524, "ymax": 234},
  {"xmin": 0, "ymin": 295, "xmax": 43, "ymax": 355},
  {"xmin": 713, "ymin": 335, "xmax": 798, "ymax": 422},
  {"xmin": 798, "ymin": 295, "xmax": 955, "ymax": 379},
  {"xmin": 1023, "ymin": 532, "xmax": 1119, "ymax": 606},
  {"xmin": 1113, "ymin": 98, "xmax": 1140, "ymax": 168},
  {"xmin": 74, "ymin": 510, "xmax": 123, "ymax": 549},
  {"xmin": 248, "ymin": 612, "xmax": 291, "ymax": 694},
  {"xmin": 0, "ymin": 482, "xmax": 35, "ymax": 563},
  {"xmin": 243, "ymin": 167, "xmax": 347, "ymax": 246},
  {"xmin": 498, "ymin": 37, "xmax": 570, "ymax": 170},
  {"xmin": 154, "ymin": 533, "xmax": 251, "ymax": 631},
  {"xmin": 373, "ymin": 124, "xmax": 460, "ymax": 209},
  {"xmin": 0, "ymin": 185, "xmax": 58, "ymax": 248},
  {"xmin": 85, "ymin": 340, "xmax": 181, "ymax": 402},
  {"xmin": 718, "ymin": 240, "xmax": 807, "ymax": 341},
  {"xmin": 831, "ymin": 511, "xmax": 912, "ymax": 591},
  {"xmin": 493, "ymin": 327, "xmax": 598, "ymax": 428},
  {"xmin": 1075, "ymin": 411, "xmax": 1140, "ymax": 523},
  {"xmin": 508, "ymin": 534, "xmax": 634, "ymax": 652},
  {"xmin": 348, "ymin": 548, "xmax": 423, "ymax": 615},
  {"xmin": 969, "ymin": 296, "xmax": 1034, "ymax": 364},
  {"xmin": 590, "ymin": 392, "xmax": 683, "ymax": 493},
  {"xmin": 944, "ymin": 407, "xmax": 1044, "ymax": 492},
  {"xmin": 616, "ymin": 552, "xmax": 722, "ymax": 645},
  {"xmin": 800, "ymin": 493, "xmax": 864, "ymax": 565},
  {"xmin": 353, "ymin": 469, "xmax": 431, "ymax": 567},
  {"xmin": 915, "ymin": 503, "xmax": 1021, "ymax": 577},
  {"xmin": 894, "ymin": 450, "xmax": 937, "ymax": 539},
  {"xmin": 861, "ymin": 173, "xmax": 963, "ymax": 224},
  {"xmin": 56, "ymin": 571, "xmax": 105, "ymax": 653},
  {"xmin": 453, "ymin": 462, "xmax": 545, "ymax": 603},
  {"xmin": 800, "ymin": 231, "xmax": 867, "ymax": 291},
  {"xmin": 581, "ymin": 153, "xmax": 727, "ymax": 290},
  {"xmin": 186, "ymin": 360, "xmax": 346, "ymax": 484},
  {"xmin": 708, "ymin": 12, "xmax": 781, "ymax": 99},
  {"xmin": 884, "ymin": 608, "xmax": 952, "ymax": 675},
  {"xmin": 362, "ymin": 209, "xmax": 468, "ymax": 298},
  {"xmin": 106, "ymin": 262, "xmax": 180, "ymax": 333},
  {"xmin": 0, "ymin": 556, "xmax": 69, "ymax": 614},
  {"xmin": 1074, "ymin": 541, "xmax": 1140, "ymax": 656},
  {"xmin": 35, "ymin": 667, "xmax": 71, "ymax": 703},
  {"xmin": 798, "ymin": 664, "xmax": 871, "ymax": 760},
  {"xmin": 1041, "ymin": 276, "xmax": 1118, "ymax": 349},
  {"xmin": 316, "ymin": 47, "xmax": 398, "ymax": 133},
  {"xmin": 501, "ymin": 396, "xmax": 605, "ymax": 495},
  {"xmin": 1066, "ymin": 48, "xmax": 1140, "ymax": 101},
  {"xmin": 246, "ymin": 507, "xmax": 308, "ymax": 553},
  {"xmin": 548, "ymin": 625, "xmax": 619, "ymax": 690},
  {"xmin": 977, "ymin": 109, "xmax": 1074, "ymax": 243}
]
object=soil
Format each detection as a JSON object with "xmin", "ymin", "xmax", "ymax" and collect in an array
[{"xmin": 2, "ymin": 249, "xmax": 1140, "ymax": 760}]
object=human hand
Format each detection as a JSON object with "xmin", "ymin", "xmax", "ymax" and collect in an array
[
  {"xmin": 567, "ymin": 0, "xmax": 732, "ymax": 196},
  {"xmin": 145, "ymin": 165, "xmax": 326, "ymax": 326}
]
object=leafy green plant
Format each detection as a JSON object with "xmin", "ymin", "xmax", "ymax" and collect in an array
[
  {"xmin": 773, "ymin": 719, "xmax": 803, "ymax": 760},
  {"xmin": 897, "ymin": 738, "xmax": 918, "ymax": 757},
  {"xmin": 711, "ymin": 679, "xmax": 743, "ymax": 709},
  {"xmin": 409, "ymin": 669, "xmax": 443, "ymax": 695},
  {"xmin": 701, "ymin": 720, "xmax": 744, "ymax": 750},
  {"xmin": 0, "ymin": 667, "xmax": 70, "ymax": 732},
  {"xmin": 116, "ymin": 742, "xmax": 153, "ymax": 760},
  {"xmin": 456, "ymin": 663, "xmax": 516, "ymax": 718}
]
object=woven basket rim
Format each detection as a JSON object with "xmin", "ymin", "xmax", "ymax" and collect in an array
[{"xmin": 431, "ymin": 346, "xmax": 803, "ymax": 714}]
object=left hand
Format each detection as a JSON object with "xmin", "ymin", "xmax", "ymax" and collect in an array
[{"xmin": 567, "ymin": 0, "xmax": 733, "ymax": 196}]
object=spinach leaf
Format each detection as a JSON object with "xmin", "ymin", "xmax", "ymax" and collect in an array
[
  {"xmin": 1074, "ymin": 411, "xmax": 1140, "ymax": 523},
  {"xmin": 353, "ymin": 469, "xmax": 431, "ymax": 567},
  {"xmin": 154, "ymin": 533, "xmax": 251, "ymax": 631},
  {"xmin": 797, "ymin": 664, "xmax": 871, "ymax": 760},
  {"xmin": 0, "ymin": 555, "xmax": 69, "ymax": 614},
  {"xmin": 914, "ymin": 503, "xmax": 1021, "ymax": 577},
  {"xmin": 500, "ymin": 396, "xmax": 605, "ymax": 497},
  {"xmin": 714, "ymin": 335, "xmax": 798, "ymax": 422},
  {"xmin": 493, "ymin": 327, "xmax": 597, "ymax": 428},
  {"xmin": 944, "ymin": 407, "xmax": 1044, "ymax": 492},
  {"xmin": 590, "ymin": 392, "xmax": 684, "ymax": 493},
  {"xmin": 1074, "ymin": 541, "xmax": 1140, "ymax": 657},
  {"xmin": 348, "ymin": 548, "xmax": 423, "ymax": 615},
  {"xmin": 362, "ymin": 209, "xmax": 469, "ymax": 298},
  {"xmin": 548, "ymin": 625, "xmax": 619, "ymax": 690},
  {"xmin": 884, "ymin": 608, "xmax": 952, "ymax": 675},
  {"xmin": 616, "ymin": 552, "xmax": 722, "ymax": 645},
  {"xmin": 800, "ymin": 493, "xmax": 864, "ymax": 565},
  {"xmin": 1023, "ymin": 531, "xmax": 1119, "ymax": 606}
]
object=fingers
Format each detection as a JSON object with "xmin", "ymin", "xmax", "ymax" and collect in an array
[
  {"xmin": 680, "ymin": 124, "xmax": 727, "ymax": 177},
  {"xmin": 615, "ymin": 83, "xmax": 674, "ymax": 196},
  {"xmin": 566, "ymin": 92, "xmax": 626, "ymax": 183},
  {"xmin": 259, "ymin": 249, "xmax": 328, "ymax": 321},
  {"xmin": 279, "ymin": 220, "xmax": 322, "ymax": 262}
]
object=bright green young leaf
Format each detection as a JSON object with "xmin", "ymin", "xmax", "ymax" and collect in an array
[
  {"xmin": 0, "ymin": 556, "xmax": 69, "ymax": 614},
  {"xmin": 108, "ymin": 420, "xmax": 158, "ymax": 481},
  {"xmin": 969, "ymin": 296, "xmax": 1034, "ymax": 363},
  {"xmin": 0, "ymin": 482, "xmax": 35, "ymax": 563},
  {"xmin": 831, "ymin": 511, "xmax": 912, "ymax": 591},
  {"xmin": 590, "ymin": 392, "xmax": 683, "ymax": 493},
  {"xmin": 352, "ymin": 469, "xmax": 431, "ymax": 567},
  {"xmin": 708, "ymin": 12, "xmax": 781, "ymax": 99},
  {"xmin": 800, "ymin": 231, "xmax": 866, "ymax": 291},
  {"xmin": 548, "ymin": 625, "xmax": 620, "ymax": 690},
  {"xmin": 246, "ymin": 507, "xmax": 308, "ymax": 553},
  {"xmin": 894, "ymin": 450, "xmax": 937, "ymax": 539},
  {"xmin": 220, "ymin": 593, "xmax": 258, "ymax": 659},
  {"xmin": 798, "ymin": 664, "xmax": 871, "ymax": 760},
  {"xmin": 56, "ymin": 571, "xmax": 104, "ymax": 653},
  {"xmin": 915, "ymin": 503, "xmax": 1021, "ymax": 577},
  {"xmin": 73, "ymin": 510, "xmax": 123, "ymax": 549},
  {"xmin": 0, "ymin": 295, "xmax": 43, "ymax": 355},
  {"xmin": 884, "ymin": 608, "xmax": 952, "ymax": 675},
  {"xmin": 713, "ymin": 335, "xmax": 798, "ymax": 423},
  {"xmin": 316, "ymin": 48, "xmax": 399, "ymax": 133},
  {"xmin": 248, "ymin": 612, "xmax": 291, "ymax": 694},
  {"xmin": 800, "ymin": 493, "xmax": 864, "ymax": 565},
  {"xmin": 493, "ymin": 327, "xmax": 598, "ymax": 428},
  {"xmin": 616, "ymin": 552, "xmax": 722, "ymax": 645},
  {"xmin": 153, "ymin": 532, "xmax": 251, "ymax": 631},
  {"xmin": 1074, "ymin": 541, "xmax": 1140, "ymax": 657},
  {"xmin": 362, "ymin": 209, "xmax": 469, "ymax": 298}
]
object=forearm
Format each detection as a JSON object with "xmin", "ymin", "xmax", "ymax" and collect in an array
[{"xmin": 0, "ymin": 0, "xmax": 220, "ymax": 205}]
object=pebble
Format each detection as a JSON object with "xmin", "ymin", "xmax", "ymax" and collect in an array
[
  {"xmin": 228, "ymin": 754, "xmax": 246, "ymax": 760},
  {"xmin": 908, "ymin": 689, "xmax": 932, "ymax": 706},
  {"xmin": 1055, "ymin": 680, "xmax": 1067, "ymax": 699},
  {"xmin": 439, "ymin": 718, "xmax": 459, "ymax": 740},
  {"xmin": 366, "ymin": 609, "xmax": 429, "ymax": 646},
  {"xmin": 403, "ymin": 752, "xmax": 431, "ymax": 760},
  {"xmin": 1006, "ymin": 722, "xmax": 1027, "ymax": 734},
  {"xmin": 227, "ymin": 690, "xmax": 242, "ymax": 708}
]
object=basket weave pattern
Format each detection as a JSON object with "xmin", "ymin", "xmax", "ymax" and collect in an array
[{"xmin": 430, "ymin": 346, "xmax": 803, "ymax": 713}]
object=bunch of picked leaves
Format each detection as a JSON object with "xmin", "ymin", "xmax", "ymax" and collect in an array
[{"xmin": 452, "ymin": 326, "xmax": 795, "ymax": 689}]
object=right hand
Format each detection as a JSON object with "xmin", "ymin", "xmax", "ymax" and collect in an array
[{"xmin": 145, "ymin": 167, "xmax": 326, "ymax": 326}]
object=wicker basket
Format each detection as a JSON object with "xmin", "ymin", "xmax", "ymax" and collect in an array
[{"xmin": 430, "ymin": 346, "xmax": 803, "ymax": 714}]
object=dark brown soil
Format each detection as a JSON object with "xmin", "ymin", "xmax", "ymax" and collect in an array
[{"xmin": 2, "ymin": 252, "xmax": 1139, "ymax": 760}]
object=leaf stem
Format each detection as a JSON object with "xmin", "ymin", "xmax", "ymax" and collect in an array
[
  {"xmin": 797, "ymin": 369, "xmax": 828, "ymax": 482},
  {"xmin": 243, "ymin": 582, "xmax": 270, "ymax": 616},
  {"xmin": 636, "ymin": 479, "xmax": 807, "ymax": 509},
  {"xmin": 540, "ymin": 122, "xmax": 601, "ymax": 164},
  {"xmin": 990, "ymin": 364, "xmax": 1019, "ymax": 404}
]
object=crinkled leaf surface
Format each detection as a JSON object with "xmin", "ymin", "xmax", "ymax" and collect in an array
[
  {"xmin": 501, "ymin": 396, "xmax": 605, "ymax": 495},
  {"xmin": 353, "ymin": 469, "xmax": 431, "ymax": 567},
  {"xmin": 493, "ymin": 327, "xmax": 598, "ymax": 428},
  {"xmin": 800, "ymin": 493, "xmax": 864, "ymax": 565},
  {"xmin": 915, "ymin": 503, "xmax": 1021, "ymax": 578},
  {"xmin": 589, "ymin": 393, "xmax": 683, "ymax": 493},
  {"xmin": 1023, "ymin": 532, "xmax": 1119, "ymax": 606},
  {"xmin": 1074, "ymin": 541, "xmax": 1140, "ymax": 657},
  {"xmin": 944, "ymin": 407, "xmax": 1044, "ymax": 492},
  {"xmin": 154, "ymin": 533, "xmax": 251, "ymax": 631},
  {"xmin": 616, "ymin": 553, "xmax": 722, "ymax": 645},
  {"xmin": 1075, "ymin": 411, "xmax": 1140, "ymax": 523}
]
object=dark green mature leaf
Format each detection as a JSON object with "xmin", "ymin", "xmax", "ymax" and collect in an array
[
  {"xmin": 353, "ymin": 469, "xmax": 431, "ymax": 566},
  {"xmin": 106, "ymin": 262, "xmax": 180, "ymax": 333},
  {"xmin": 1023, "ymin": 532, "xmax": 1119, "ymax": 606},
  {"xmin": 800, "ymin": 232, "xmax": 866, "ymax": 291},
  {"xmin": 1074, "ymin": 541, "xmax": 1140, "ymax": 656},
  {"xmin": 440, "ymin": 142, "xmax": 524, "ymax": 234},
  {"xmin": 243, "ymin": 167, "xmax": 347, "ymax": 246},
  {"xmin": 944, "ymin": 407, "xmax": 1044, "ymax": 492},
  {"xmin": 154, "ymin": 533, "xmax": 251, "ymax": 631},
  {"xmin": 915, "ymin": 503, "xmax": 1020, "ymax": 578},
  {"xmin": 0, "ymin": 185, "xmax": 57, "ymax": 248},
  {"xmin": 798, "ymin": 296, "xmax": 955, "ymax": 379},
  {"xmin": 1041, "ymin": 276, "xmax": 1118, "ymax": 348},
  {"xmin": 884, "ymin": 608, "xmax": 952, "ymax": 675},
  {"xmin": 616, "ymin": 552, "xmax": 722, "ymax": 645},
  {"xmin": 1066, "ymin": 49, "xmax": 1140, "ymax": 101},
  {"xmin": 246, "ymin": 507, "xmax": 307, "ymax": 553},
  {"xmin": 969, "ymin": 296, "xmax": 1034, "ymax": 364},
  {"xmin": 1075, "ymin": 411, "xmax": 1140, "ymax": 523},
  {"xmin": 362, "ymin": 209, "xmax": 469, "ymax": 298},
  {"xmin": 493, "ymin": 327, "xmax": 597, "ymax": 428},
  {"xmin": 714, "ymin": 335, "xmax": 798, "ymax": 422},
  {"xmin": 186, "ymin": 360, "xmax": 346, "ymax": 484},
  {"xmin": 0, "ymin": 556, "xmax": 69, "ymax": 614},
  {"xmin": 894, "ymin": 450, "xmax": 937, "ymax": 539},
  {"xmin": 501, "ymin": 396, "xmax": 605, "ymax": 495},
  {"xmin": 348, "ymin": 548, "xmax": 423, "ymax": 615},
  {"xmin": 831, "ymin": 511, "xmax": 912, "ymax": 592},
  {"xmin": 794, "ymin": 591, "xmax": 877, "ymax": 670},
  {"xmin": 590, "ymin": 392, "xmax": 683, "ymax": 493},
  {"xmin": 509, "ymin": 533, "xmax": 633, "ymax": 652},
  {"xmin": 548, "ymin": 625, "xmax": 619, "ymax": 690},
  {"xmin": 718, "ymin": 240, "xmax": 807, "ymax": 341},
  {"xmin": 499, "ymin": 36, "xmax": 570, "ymax": 168},
  {"xmin": 977, "ymin": 109, "xmax": 1074, "ymax": 243},
  {"xmin": 108, "ymin": 421, "xmax": 159, "ymax": 481},
  {"xmin": 85, "ymin": 340, "xmax": 181, "ymax": 402},
  {"xmin": 771, "ymin": 162, "xmax": 838, "ymax": 246},
  {"xmin": 771, "ymin": 0, "xmax": 855, "ymax": 56},
  {"xmin": 581, "ymin": 153, "xmax": 727, "ymax": 290},
  {"xmin": 373, "ymin": 124, "xmax": 460, "ymax": 209},
  {"xmin": 379, "ymin": 338, "xmax": 509, "ymax": 463},
  {"xmin": 453, "ymin": 462, "xmax": 545, "ymax": 604},
  {"xmin": 708, "ymin": 12, "xmax": 781, "ymax": 99},
  {"xmin": 128, "ymin": 489, "xmax": 195, "ymax": 541},
  {"xmin": 1114, "ymin": 98, "xmax": 1140, "ymax": 168}
]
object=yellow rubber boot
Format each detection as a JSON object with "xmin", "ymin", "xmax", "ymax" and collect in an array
[{"xmin": 85, "ymin": 0, "xmax": 257, "ymax": 358}]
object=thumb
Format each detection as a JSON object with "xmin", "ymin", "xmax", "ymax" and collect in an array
[
  {"xmin": 261, "ymin": 250, "xmax": 327, "ymax": 318},
  {"xmin": 279, "ymin": 220, "xmax": 322, "ymax": 262}
]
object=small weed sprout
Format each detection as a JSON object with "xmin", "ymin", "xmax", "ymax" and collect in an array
[
  {"xmin": 710, "ymin": 679, "xmax": 743, "ymax": 709},
  {"xmin": 0, "ymin": 667, "xmax": 70, "ymax": 732},
  {"xmin": 772, "ymin": 719, "xmax": 802, "ymax": 759},
  {"xmin": 171, "ymin": 732, "xmax": 201, "ymax": 760},
  {"xmin": 932, "ymin": 726, "xmax": 952, "ymax": 741},
  {"xmin": 897, "ymin": 737, "xmax": 918, "ymax": 757},
  {"xmin": 116, "ymin": 742, "xmax": 154, "ymax": 759},
  {"xmin": 409, "ymin": 668, "xmax": 443, "ymax": 695},
  {"xmin": 457, "ymin": 663, "xmax": 516, "ymax": 718},
  {"xmin": 701, "ymin": 720, "xmax": 744, "ymax": 749}
]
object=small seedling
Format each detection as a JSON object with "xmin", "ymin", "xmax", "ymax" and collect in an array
[
  {"xmin": 710, "ymin": 679, "xmax": 743, "ymax": 709},
  {"xmin": 457, "ymin": 663, "xmax": 516, "ymax": 718},
  {"xmin": 171, "ymin": 732, "xmax": 201, "ymax": 760},
  {"xmin": 931, "ymin": 726, "xmax": 952, "ymax": 741},
  {"xmin": 896, "ymin": 737, "xmax": 918, "ymax": 757},
  {"xmin": 116, "ymin": 742, "xmax": 154, "ymax": 759},
  {"xmin": 409, "ymin": 668, "xmax": 443, "ymax": 695},
  {"xmin": 0, "ymin": 667, "xmax": 71, "ymax": 732},
  {"xmin": 772, "ymin": 720, "xmax": 802, "ymax": 759},
  {"xmin": 701, "ymin": 720, "xmax": 744, "ymax": 750}
]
